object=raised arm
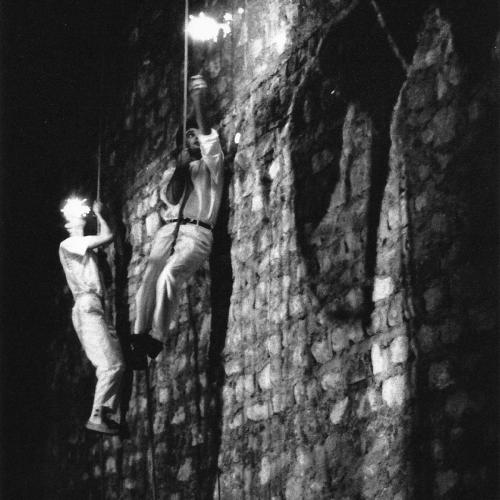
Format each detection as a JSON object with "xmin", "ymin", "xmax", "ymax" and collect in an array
[
  {"xmin": 190, "ymin": 74, "xmax": 210, "ymax": 135},
  {"xmin": 165, "ymin": 75, "xmax": 211, "ymax": 205},
  {"xmin": 83, "ymin": 201, "xmax": 114, "ymax": 249}
]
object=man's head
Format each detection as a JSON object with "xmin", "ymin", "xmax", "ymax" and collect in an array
[
  {"xmin": 185, "ymin": 128, "xmax": 201, "ymax": 159},
  {"xmin": 61, "ymin": 198, "xmax": 91, "ymax": 235},
  {"xmin": 176, "ymin": 120, "xmax": 201, "ymax": 160}
]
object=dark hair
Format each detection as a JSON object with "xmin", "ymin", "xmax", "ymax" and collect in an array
[{"xmin": 175, "ymin": 118, "xmax": 198, "ymax": 149}]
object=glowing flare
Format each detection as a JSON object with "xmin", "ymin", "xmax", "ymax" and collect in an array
[
  {"xmin": 234, "ymin": 132, "xmax": 241, "ymax": 144},
  {"xmin": 61, "ymin": 197, "xmax": 91, "ymax": 220},
  {"xmin": 187, "ymin": 12, "xmax": 232, "ymax": 42},
  {"xmin": 273, "ymin": 31, "xmax": 287, "ymax": 53}
]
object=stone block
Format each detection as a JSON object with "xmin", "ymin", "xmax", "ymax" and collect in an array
[
  {"xmin": 145, "ymin": 212, "xmax": 161, "ymax": 237},
  {"xmin": 171, "ymin": 406, "xmax": 185, "ymax": 424},
  {"xmin": 424, "ymin": 286, "xmax": 444, "ymax": 313},
  {"xmin": 257, "ymin": 364, "xmax": 273, "ymax": 391},
  {"xmin": 390, "ymin": 336, "xmax": 409, "ymax": 364},
  {"xmin": 329, "ymin": 328, "xmax": 349, "ymax": 353},
  {"xmin": 371, "ymin": 343, "xmax": 390, "ymax": 375},
  {"xmin": 235, "ymin": 375, "xmax": 254, "ymax": 402},
  {"xmin": 373, "ymin": 276, "xmax": 394, "ymax": 302},
  {"xmin": 311, "ymin": 339, "xmax": 332, "ymax": 364},
  {"xmin": 329, "ymin": 397, "xmax": 349, "ymax": 424},
  {"xmin": 347, "ymin": 321, "xmax": 365, "ymax": 343},
  {"xmin": 293, "ymin": 382, "xmax": 305, "ymax": 405},
  {"xmin": 246, "ymin": 402, "xmax": 271, "ymax": 421},
  {"xmin": 435, "ymin": 470, "xmax": 458, "ymax": 496},
  {"xmin": 259, "ymin": 456, "xmax": 271, "ymax": 485},
  {"xmin": 177, "ymin": 459, "xmax": 193, "ymax": 482},
  {"xmin": 158, "ymin": 388, "xmax": 169, "ymax": 404},
  {"xmin": 371, "ymin": 305, "xmax": 388, "ymax": 333},
  {"xmin": 345, "ymin": 287, "xmax": 364, "ymax": 311},
  {"xmin": 224, "ymin": 359, "xmax": 243, "ymax": 376},
  {"xmin": 445, "ymin": 392, "xmax": 472, "ymax": 420},
  {"xmin": 105, "ymin": 456, "xmax": 116, "ymax": 474},
  {"xmin": 130, "ymin": 221, "xmax": 143, "ymax": 247},
  {"xmin": 388, "ymin": 293, "xmax": 403, "ymax": 326},
  {"xmin": 306, "ymin": 379, "xmax": 320, "ymax": 402},
  {"xmin": 272, "ymin": 390, "xmax": 289, "ymax": 413},
  {"xmin": 382, "ymin": 375, "xmax": 408, "ymax": 407},
  {"xmin": 229, "ymin": 413, "xmax": 243, "ymax": 429},
  {"xmin": 417, "ymin": 324, "xmax": 439, "ymax": 353},
  {"xmin": 428, "ymin": 361, "xmax": 454, "ymax": 390},
  {"xmin": 285, "ymin": 476, "xmax": 304, "ymax": 500},
  {"xmin": 356, "ymin": 388, "xmax": 380, "ymax": 417},
  {"xmin": 431, "ymin": 106, "xmax": 457, "ymax": 146},
  {"xmin": 266, "ymin": 335, "xmax": 282, "ymax": 356},
  {"xmin": 320, "ymin": 372, "xmax": 342, "ymax": 391}
]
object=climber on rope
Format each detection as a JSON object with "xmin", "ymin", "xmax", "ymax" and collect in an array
[
  {"xmin": 59, "ymin": 198, "xmax": 125, "ymax": 434},
  {"xmin": 130, "ymin": 74, "xmax": 224, "ymax": 369}
]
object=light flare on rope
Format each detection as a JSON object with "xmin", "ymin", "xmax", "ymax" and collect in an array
[
  {"xmin": 186, "ymin": 12, "xmax": 232, "ymax": 42},
  {"xmin": 61, "ymin": 198, "xmax": 91, "ymax": 220}
]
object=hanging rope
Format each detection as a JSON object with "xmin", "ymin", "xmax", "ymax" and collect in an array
[
  {"xmin": 367, "ymin": 0, "xmax": 409, "ymax": 72},
  {"xmin": 145, "ymin": 362, "xmax": 159, "ymax": 500},
  {"xmin": 186, "ymin": 286, "xmax": 204, "ymax": 499},
  {"xmin": 183, "ymin": 0, "xmax": 189, "ymax": 150},
  {"xmin": 140, "ymin": 5, "xmax": 191, "ymax": 499},
  {"xmin": 99, "ymin": 435, "xmax": 105, "ymax": 500},
  {"xmin": 96, "ymin": 51, "xmax": 105, "ymax": 203}
]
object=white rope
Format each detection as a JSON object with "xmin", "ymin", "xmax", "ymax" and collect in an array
[{"xmin": 183, "ymin": 0, "xmax": 189, "ymax": 149}]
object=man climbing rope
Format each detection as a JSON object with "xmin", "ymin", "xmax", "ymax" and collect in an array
[
  {"xmin": 59, "ymin": 198, "xmax": 125, "ymax": 434},
  {"xmin": 131, "ymin": 74, "xmax": 224, "ymax": 367}
]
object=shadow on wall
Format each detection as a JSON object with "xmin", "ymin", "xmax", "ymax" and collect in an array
[
  {"xmin": 291, "ymin": 0, "xmax": 406, "ymax": 323},
  {"xmin": 203, "ymin": 159, "xmax": 233, "ymax": 498},
  {"xmin": 110, "ymin": 201, "xmax": 134, "ymax": 437}
]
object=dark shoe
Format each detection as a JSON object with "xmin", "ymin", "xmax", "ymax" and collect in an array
[
  {"xmin": 130, "ymin": 333, "xmax": 164, "ymax": 359},
  {"xmin": 85, "ymin": 407, "xmax": 120, "ymax": 435},
  {"xmin": 85, "ymin": 419, "xmax": 120, "ymax": 435}
]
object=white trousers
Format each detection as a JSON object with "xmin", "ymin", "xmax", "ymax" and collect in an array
[
  {"xmin": 134, "ymin": 223, "xmax": 212, "ymax": 336},
  {"xmin": 72, "ymin": 293, "xmax": 124, "ymax": 418}
]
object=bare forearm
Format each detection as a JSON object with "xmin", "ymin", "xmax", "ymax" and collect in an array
[
  {"xmin": 190, "ymin": 75, "xmax": 210, "ymax": 135},
  {"xmin": 96, "ymin": 213, "xmax": 113, "ymax": 238},
  {"xmin": 193, "ymin": 94, "xmax": 210, "ymax": 135}
]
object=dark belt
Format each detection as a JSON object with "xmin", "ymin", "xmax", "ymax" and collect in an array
[{"xmin": 164, "ymin": 218, "xmax": 212, "ymax": 231}]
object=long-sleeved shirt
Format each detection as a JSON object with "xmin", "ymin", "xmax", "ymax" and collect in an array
[
  {"xmin": 163, "ymin": 129, "xmax": 224, "ymax": 227},
  {"xmin": 59, "ymin": 237, "xmax": 103, "ymax": 298}
]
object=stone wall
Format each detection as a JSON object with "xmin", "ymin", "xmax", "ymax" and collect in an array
[{"xmin": 46, "ymin": 1, "xmax": 498, "ymax": 498}]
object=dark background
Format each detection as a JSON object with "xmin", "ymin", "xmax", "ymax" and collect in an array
[{"xmin": 2, "ymin": 1, "xmax": 137, "ymax": 496}]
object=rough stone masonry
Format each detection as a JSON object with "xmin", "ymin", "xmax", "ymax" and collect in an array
[{"xmin": 46, "ymin": 1, "xmax": 498, "ymax": 499}]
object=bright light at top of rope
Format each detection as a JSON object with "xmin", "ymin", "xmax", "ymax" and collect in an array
[
  {"xmin": 187, "ymin": 12, "xmax": 232, "ymax": 42},
  {"xmin": 273, "ymin": 30, "xmax": 287, "ymax": 53},
  {"xmin": 61, "ymin": 198, "xmax": 91, "ymax": 220}
]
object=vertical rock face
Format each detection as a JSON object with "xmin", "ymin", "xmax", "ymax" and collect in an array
[{"xmin": 46, "ymin": 1, "xmax": 497, "ymax": 499}]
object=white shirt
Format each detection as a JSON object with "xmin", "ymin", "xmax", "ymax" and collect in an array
[
  {"xmin": 162, "ymin": 129, "xmax": 224, "ymax": 227},
  {"xmin": 59, "ymin": 236, "xmax": 102, "ymax": 297}
]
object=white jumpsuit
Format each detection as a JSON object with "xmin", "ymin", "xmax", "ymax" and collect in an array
[
  {"xmin": 59, "ymin": 237, "xmax": 124, "ymax": 418},
  {"xmin": 134, "ymin": 129, "xmax": 224, "ymax": 337}
]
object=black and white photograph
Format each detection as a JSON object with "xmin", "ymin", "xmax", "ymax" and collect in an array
[{"xmin": 2, "ymin": 0, "xmax": 498, "ymax": 498}]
